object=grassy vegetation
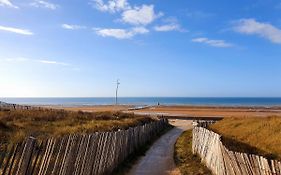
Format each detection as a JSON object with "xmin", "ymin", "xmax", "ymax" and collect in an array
[
  {"xmin": 209, "ymin": 116, "xmax": 281, "ymax": 160},
  {"xmin": 174, "ymin": 130, "xmax": 212, "ymax": 175},
  {"xmin": 0, "ymin": 108, "xmax": 154, "ymax": 147}
]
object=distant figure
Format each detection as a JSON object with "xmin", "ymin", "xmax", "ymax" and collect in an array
[{"xmin": 157, "ymin": 102, "xmax": 160, "ymax": 106}]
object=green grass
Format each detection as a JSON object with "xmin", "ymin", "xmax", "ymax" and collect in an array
[
  {"xmin": 174, "ymin": 130, "xmax": 212, "ymax": 175},
  {"xmin": 209, "ymin": 116, "xmax": 281, "ymax": 160},
  {"xmin": 0, "ymin": 108, "xmax": 154, "ymax": 147}
]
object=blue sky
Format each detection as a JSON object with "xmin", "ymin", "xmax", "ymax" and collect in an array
[{"xmin": 1, "ymin": 0, "xmax": 281, "ymax": 97}]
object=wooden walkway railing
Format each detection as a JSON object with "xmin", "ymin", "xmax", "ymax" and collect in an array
[
  {"xmin": 192, "ymin": 121, "xmax": 281, "ymax": 175},
  {"xmin": 0, "ymin": 119, "xmax": 169, "ymax": 175}
]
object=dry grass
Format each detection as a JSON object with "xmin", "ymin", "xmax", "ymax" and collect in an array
[
  {"xmin": 174, "ymin": 130, "xmax": 212, "ymax": 175},
  {"xmin": 0, "ymin": 108, "xmax": 154, "ymax": 146},
  {"xmin": 209, "ymin": 116, "xmax": 281, "ymax": 160}
]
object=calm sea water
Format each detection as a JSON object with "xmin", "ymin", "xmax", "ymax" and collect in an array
[{"xmin": 1, "ymin": 97, "xmax": 281, "ymax": 107}]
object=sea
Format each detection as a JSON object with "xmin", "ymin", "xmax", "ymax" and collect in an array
[{"xmin": 1, "ymin": 97, "xmax": 281, "ymax": 107}]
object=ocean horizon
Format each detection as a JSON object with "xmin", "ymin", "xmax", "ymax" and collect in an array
[{"xmin": 1, "ymin": 97, "xmax": 281, "ymax": 107}]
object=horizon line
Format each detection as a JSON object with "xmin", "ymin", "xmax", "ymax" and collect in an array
[{"xmin": 1, "ymin": 97, "xmax": 281, "ymax": 98}]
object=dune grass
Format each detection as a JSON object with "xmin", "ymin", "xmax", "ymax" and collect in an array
[
  {"xmin": 174, "ymin": 130, "xmax": 212, "ymax": 175},
  {"xmin": 0, "ymin": 108, "xmax": 154, "ymax": 147},
  {"xmin": 209, "ymin": 116, "xmax": 281, "ymax": 160}
]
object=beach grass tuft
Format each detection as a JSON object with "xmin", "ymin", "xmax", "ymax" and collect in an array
[{"xmin": 174, "ymin": 130, "xmax": 212, "ymax": 175}]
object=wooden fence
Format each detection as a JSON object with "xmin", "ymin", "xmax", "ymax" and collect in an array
[
  {"xmin": 0, "ymin": 101, "xmax": 43, "ymax": 111},
  {"xmin": 192, "ymin": 122, "xmax": 281, "ymax": 175},
  {"xmin": 0, "ymin": 118, "xmax": 169, "ymax": 175}
]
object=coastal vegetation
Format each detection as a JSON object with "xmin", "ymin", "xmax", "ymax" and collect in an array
[
  {"xmin": 174, "ymin": 130, "xmax": 212, "ymax": 175},
  {"xmin": 209, "ymin": 116, "xmax": 281, "ymax": 160},
  {"xmin": 0, "ymin": 108, "xmax": 153, "ymax": 146}
]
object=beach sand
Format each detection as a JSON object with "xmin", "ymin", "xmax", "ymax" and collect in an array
[
  {"xmin": 59, "ymin": 105, "xmax": 281, "ymax": 118},
  {"xmin": 58, "ymin": 105, "xmax": 133, "ymax": 112}
]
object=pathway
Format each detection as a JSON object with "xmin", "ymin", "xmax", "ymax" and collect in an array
[{"xmin": 127, "ymin": 120, "xmax": 192, "ymax": 175}]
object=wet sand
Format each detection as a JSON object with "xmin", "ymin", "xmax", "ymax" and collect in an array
[
  {"xmin": 56, "ymin": 105, "xmax": 133, "ymax": 112},
  {"xmin": 136, "ymin": 106, "xmax": 281, "ymax": 117},
  {"xmin": 60, "ymin": 105, "xmax": 281, "ymax": 118}
]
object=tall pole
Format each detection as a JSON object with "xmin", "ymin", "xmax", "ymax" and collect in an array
[{"xmin": 115, "ymin": 79, "xmax": 120, "ymax": 105}]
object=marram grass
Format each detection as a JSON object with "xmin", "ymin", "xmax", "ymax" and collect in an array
[{"xmin": 209, "ymin": 116, "xmax": 281, "ymax": 160}]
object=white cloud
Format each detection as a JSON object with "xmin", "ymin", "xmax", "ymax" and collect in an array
[
  {"xmin": 131, "ymin": 26, "xmax": 149, "ymax": 34},
  {"xmin": 233, "ymin": 18, "xmax": 281, "ymax": 44},
  {"xmin": 30, "ymin": 0, "xmax": 58, "ymax": 10},
  {"xmin": 192, "ymin": 37, "xmax": 233, "ymax": 48},
  {"xmin": 91, "ymin": 1, "xmax": 164, "ymax": 27},
  {"xmin": 121, "ymin": 5, "xmax": 163, "ymax": 26},
  {"xmin": 0, "ymin": 25, "xmax": 33, "ymax": 35},
  {"xmin": 94, "ymin": 27, "xmax": 149, "ymax": 39},
  {"xmin": 61, "ymin": 24, "xmax": 86, "ymax": 30},
  {"xmin": 0, "ymin": 0, "xmax": 18, "ymax": 8},
  {"xmin": 95, "ymin": 28, "xmax": 132, "ymax": 39},
  {"xmin": 91, "ymin": 0, "xmax": 130, "ymax": 13}
]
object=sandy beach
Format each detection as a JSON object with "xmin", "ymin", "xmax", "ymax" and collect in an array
[
  {"xmin": 53, "ymin": 105, "xmax": 132, "ymax": 112},
  {"xmin": 59, "ymin": 105, "xmax": 281, "ymax": 118}
]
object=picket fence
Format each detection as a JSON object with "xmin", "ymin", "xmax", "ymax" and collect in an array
[
  {"xmin": 192, "ymin": 122, "xmax": 281, "ymax": 175},
  {"xmin": 0, "ymin": 118, "xmax": 168, "ymax": 175}
]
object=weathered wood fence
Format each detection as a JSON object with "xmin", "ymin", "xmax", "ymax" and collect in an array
[
  {"xmin": 0, "ymin": 101, "xmax": 43, "ymax": 111},
  {"xmin": 192, "ymin": 121, "xmax": 281, "ymax": 175},
  {"xmin": 0, "ymin": 119, "xmax": 169, "ymax": 175}
]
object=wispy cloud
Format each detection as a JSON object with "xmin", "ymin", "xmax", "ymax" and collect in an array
[
  {"xmin": 94, "ymin": 27, "xmax": 149, "ymax": 39},
  {"xmin": 232, "ymin": 18, "xmax": 281, "ymax": 44},
  {"xmin": 3, "ymin": 57, "xmax": 70, "ymax": 66},
  {"xmin": 154, "ymin": 24, "xmax": 180, "ymax": 32},
  {"xmin": 121, "ymin": 5, "xmax": 163, "ymax": 26},
  {"xmin": 192, "ymin": 37, "xmax": 233, "ymax": 48},
  {"xmin": 0, "ymin": 25, "xmax": 33, "ymax": 35},
  {"xmin": 61, "ymin": 24, "xmax": 86, "ymax": 30},
  {"xmin": 2, "ymin": 57, "xmax": 80, "ymax": 72},
  {"xmin": 0, "ymin": 0, "xmax": 18, "ymax": 8},
  {"xmin": 30, "ymin": 0, "xmax": 58, "ymax": 10},
  {"xmin": 154, "ymin": 17, "xmax": 185, "ymax": 32},
  {"xmin": 36, "ymin": 60, "xmax": 70, "ymax": 66}
]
